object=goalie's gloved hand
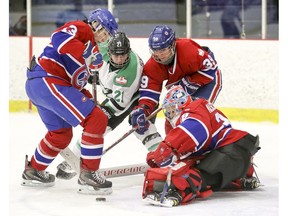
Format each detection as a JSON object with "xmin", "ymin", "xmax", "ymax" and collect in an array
[
  {"xmin": 146, "ymin": 151, "xmax": 159, "ymax": 168},
  {"xmin": 147, "ymin": 141, "xmax": 178, "ymax": 167},
  {"xmin": 131, "ymin": 107, "xmax": 150, "ymax": 135},
  {"xmin": 178, "ymin": 76, "xmax": 201, "ymax": 95},
  {"xmin": 83, "ymin": 40, "xmax": 103, "ymax": 75}
]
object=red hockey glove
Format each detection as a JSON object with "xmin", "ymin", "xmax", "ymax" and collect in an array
[
  {"xmin": 83, "ymin": 41, "xmax": 103, "ymax": 75},
  {"xmin": 178, "ymin": 76, "xmax": 201, "ymax": 95},
  {"xmin": 146, "ymin": 151, "xmax": 159, "ymax": 168},
  {"xmin": 147, "ymin": 141, "xmax": 178, "ymax": 167}
]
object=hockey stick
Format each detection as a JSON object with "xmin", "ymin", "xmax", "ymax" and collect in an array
[
  {"xmin": 99, "ymin": 163, "xmax": 149, "ymax": 178},
  {"xmin": 59, "ymin": 147, "xmax": 148, "ymax": 177},
  {"xmin": 102, "ymin": 106, "xmax": 162, "ymax": 155},
  {"xmin": 160, "ymin": 168, "xmax": 172, "ymax": 203},
  {"xmin": 92, "ymin": 71, "xmax": 98, "ymax": 105}
]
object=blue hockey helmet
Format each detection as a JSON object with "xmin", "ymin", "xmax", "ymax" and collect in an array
[
  {"xmin": 148, "ymin": 25, "xmax": 175, "ymax": 51},
  {"xmin": 148, "ymin": 25, "xmax": 176, "ymax": 64},
  {"xmin": 88, "ymin": 8, "xmax": 118, "ymax": 36}
]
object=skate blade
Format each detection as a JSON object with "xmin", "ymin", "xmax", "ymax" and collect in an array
[
  {"xmin": 21, "ymin": 179, "xmax": 55, "ymax": 187},
  {"xmin": 143, "ymin": 197, "xmax": 173, "ymax": 207},
  {"xmin": 77, "ymin": 184, "xmax": 112, "ymax": 195}
]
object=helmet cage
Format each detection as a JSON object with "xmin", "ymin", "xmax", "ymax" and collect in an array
[
  {"xmin": 108, "ymin": 32, "xmax": 131, "ymax": 69},
  {"xmin": 163, "ymin": 85, "xmax": 191, "ymax": 124},
  {"xmin": 149, "ymin": 41, "xmax": 176, "ymax": 64}
]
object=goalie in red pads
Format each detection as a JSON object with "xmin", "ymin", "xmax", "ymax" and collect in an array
[{"xmin": 142, "ymin": 85, "xmax": 260, "ymax": 207}]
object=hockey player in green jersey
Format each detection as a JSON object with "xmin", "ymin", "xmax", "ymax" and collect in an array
[{"xmin": 56, "ymin": 32, "xmax": 163, "ymax": 180}]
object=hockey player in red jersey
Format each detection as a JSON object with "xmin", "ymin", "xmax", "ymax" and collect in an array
[
  {"xmin": 21, "ymin": 8, "xmax": 118, "ymax": 195},
  {"xmin": 142, "ymin": 85, "xmax": 260, "ymax": 207},
  {"xmin": 131, "ymin": 25, "xmax": 222, "ymax": 136}
]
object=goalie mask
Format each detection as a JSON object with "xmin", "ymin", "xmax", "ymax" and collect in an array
[
  {"xmin": 163, "ymin": 85, "xmax": 192, "ymax": 127},
  {"xmin": 108, "ymin": 32, "xmax": 131, "ymax": 69},
  {"xmin": 148, "ymin": 25, "xmax": 176, "ymax": 65},
  {"xmin": 88, "ymin": 8, "xmax": 118, "ymax": 43}
]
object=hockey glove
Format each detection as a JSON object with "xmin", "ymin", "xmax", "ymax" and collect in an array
[
  {"xmin": 87, "ymin": 72, "xmax": 100, "ymax": 85},
  {"xmin": 131, "ymin": 107, "xmax": 150, "ymax": 135},
  {"xmin": 147, "ymin": 141, "xmax": 178, "ymax": 167},
  {"xmin": 146, "ymin": 152, "xmax": 159, "ymax": 168},
  {"xmin": 83, "ymin": 41, "xmax": 103, "ymax": 75},
  {"xmin": 178, "ymin": 76, "xmax": 201, "ymax": 95}
]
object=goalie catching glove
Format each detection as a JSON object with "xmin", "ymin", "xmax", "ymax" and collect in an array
[
  {"xmin": 83, "ymin": 40, "xmax": 103, "ymax": 75},
  {"xmin": 146, "ymin": 141, "xmax": 179, "ymax": 168}
]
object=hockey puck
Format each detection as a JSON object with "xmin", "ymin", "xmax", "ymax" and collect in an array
[{"xmin": 96, "ymin": 197, "xmax": 106, "ymax": 202}]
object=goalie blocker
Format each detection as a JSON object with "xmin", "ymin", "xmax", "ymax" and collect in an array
[{"xmin": 143, "ymin": 134, "xmax": 260, "ymax": 206}]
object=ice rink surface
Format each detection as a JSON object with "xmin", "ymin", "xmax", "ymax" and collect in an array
[{"xmin": 8, "ymin": 112, "xmax": 281, "ymax": 216}]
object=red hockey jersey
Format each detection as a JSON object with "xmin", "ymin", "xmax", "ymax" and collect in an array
[
  {"xmin": 164, "ymin": 98, "xmax": 248, "ymax": 158},
  {"xmin": 37, "ymin": 20, "xmax": 97, "ymax": 90},
  {"xmin": 139, "ymin": 38, "xmax": 219, "ymax": 114}
]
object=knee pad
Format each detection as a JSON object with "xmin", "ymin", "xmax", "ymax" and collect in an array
[
  {"xmin": 44, "ymin": 127, "xmax": 73, "ymax": 150},
  {"xmin": 82, "ymin": 106, "xmax": 108, "ymax": 135},
  {"xmin": 80, "ymin": 107, "xmax": 108, "ymax": 170}
]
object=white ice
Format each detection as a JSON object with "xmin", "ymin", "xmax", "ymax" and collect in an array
[{"xmin": 9, "ymin": 112, "xmax": 280, "ymax": 216}]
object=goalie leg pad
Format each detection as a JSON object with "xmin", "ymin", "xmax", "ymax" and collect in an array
[
  {"xmin": 195, "ymin": 134, "xmax": 260, "ymax": 190},
  {"xmin": 234, "ymin": 133, "xmax": 260, "ymax": 156},
  {"xmin": 142, "ymin": 161, "xmax": 213, "ymax": 205}
]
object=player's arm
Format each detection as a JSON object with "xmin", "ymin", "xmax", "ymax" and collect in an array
[
  {"xmin": 130, "ymin": 75, "xmax": 161, "ymax": 134},
  {"xmin": 189, "ymin": 49, "xmax": 218, "ymax": 84},
  {"xmin": 179, "ymin": 46, "xmax": 218, "ymax": 95},
  {"xmin": 146, "ymin": 117, "xmax": 209, "ymax": 167},
  {"xmin": 51, "ymin": 22, "xmax": 102, "ymax": 69},
  {"xmin": 51, "ymin": 23, "xmax": 88, "ymax": 59}
]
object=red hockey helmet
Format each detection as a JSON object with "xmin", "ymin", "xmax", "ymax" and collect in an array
[{"xmin": 162, "ymin": 85, "xmax": 192, "ymax": 125}]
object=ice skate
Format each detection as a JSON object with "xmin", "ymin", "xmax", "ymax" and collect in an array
[
  {"xmin": 21, "ymin": 155, "xmax": 55, "ymax": 187},
  {"xmin": 56, "ymin": 161, "xmax": 77, "ymax": 180},
  {"xmin": 223, "ymin": 176, "xmax": 261, "ymax": 191},
  {"xmin": 143, "ymin": 189, "xmax": 182, "ymax": 207},
  {"xmin": 78, "ymin": 166, "xmax": 112, "ymax": 195},
  {"xmin": 240, "ymin": 176, "xmax": 261, "ymax": 190}
]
